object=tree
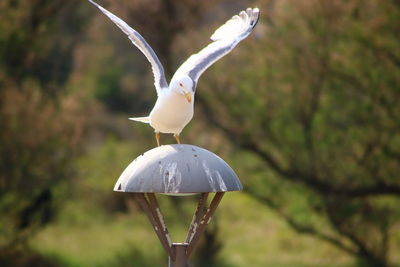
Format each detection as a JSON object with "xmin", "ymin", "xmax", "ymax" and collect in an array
[
  {"xmin": 194, "ymin": 0, "xmax": 400, "ymax": 265},
  {"xmin": 0, "ymin": 0, "xmax": 89, "ymax": 254}
]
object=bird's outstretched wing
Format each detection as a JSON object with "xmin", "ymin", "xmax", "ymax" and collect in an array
[
  {"xmin": 88, "ymin": 0, "xmax": 168, "ymax": 94},
  {"xmin": 171, "ymin": 8, "xmax": 259, "ymax": 91}
]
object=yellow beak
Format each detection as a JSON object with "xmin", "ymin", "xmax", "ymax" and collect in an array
[{"xmin": 185, "ymin": 92, "xmax": 192, "ymax": 103}]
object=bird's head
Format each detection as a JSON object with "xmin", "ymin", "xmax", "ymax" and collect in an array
[{"xmin": 171, "ymin": 76, "xmax": 194, "ymax": 103}]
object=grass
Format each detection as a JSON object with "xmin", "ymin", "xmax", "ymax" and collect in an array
[
  {"xmin": 32, "ymin": 213, "xmax": 164, "ymax": 266},
  {"xmin": 218, "ymin": 192, "xmax": 353, "ymax": 267}
]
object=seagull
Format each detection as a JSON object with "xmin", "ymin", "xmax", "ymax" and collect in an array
[{"xmin": 88, "ymin": 0, "xmax": 259, "ymax": 146}]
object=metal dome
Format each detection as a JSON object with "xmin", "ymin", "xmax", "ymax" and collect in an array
[{"xmin": 114, "ymin": 144, "xmax": 242, "ymax": 195}]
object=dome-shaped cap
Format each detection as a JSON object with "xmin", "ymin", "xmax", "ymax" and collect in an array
[{"xmin": 114, "ymin": 144, "xmax": 242, "ymax": 195}]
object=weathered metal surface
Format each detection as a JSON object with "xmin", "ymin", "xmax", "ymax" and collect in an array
[
  {"xmin": 186, "ymin": 192, "xmax": 224, "ymax": 256},
  {"xmin": 147, "ymin": 193, "xmax": 173, "ymax": 249},
  {"xmin": 168, "ymin": 243, "xmax": 189, "ymax": 267},
  {"xmin": 133, "ymin": 192, "xmax": 225, "ymax": 265},
  {"xmin": 118, "ymin": 145, "xmax": 238, "ymax": 265},
  {"xmin": 114, "ymin": 144, "xmax": 242, "ymax": 194},
  {"xmin": 185, "ymin": 193, "xmax": 208, "ymax": 243},
  {"xmin": 134, "ymin": 193, "xmax": 175, "ymax": 259}
]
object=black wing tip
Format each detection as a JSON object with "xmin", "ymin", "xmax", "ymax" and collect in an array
[
  {"xmin": 245, "ymin": 7, "xmax": 260, "ymax": 28},
  {"xmin": 251, "ymin": 8, "xmax": 260, "ymax": 28}
]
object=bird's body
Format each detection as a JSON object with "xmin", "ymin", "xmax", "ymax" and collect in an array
[
  {"xmin": 149, "ymin": 89, "xmax": 194, "ymax": 135},
  {"xmin": 88, "ymin": 0, "xmax": 259, "ymax": 146}
]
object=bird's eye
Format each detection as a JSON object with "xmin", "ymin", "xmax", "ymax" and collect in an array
[{"xmin": 179, "ymin": 83, "xmax": 183, "ymax": 87}]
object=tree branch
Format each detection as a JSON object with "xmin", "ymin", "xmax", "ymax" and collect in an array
[
  {"xmin": 245, "ymin": 190, "xmax": 357, "ymax": 256},
  {"xmin": 243, "ymin": 140, "xmax": 400, "ymax": 198},
  {"xmin": 198, "ymin": 91, "xmax": 400, "ymax": 198}
]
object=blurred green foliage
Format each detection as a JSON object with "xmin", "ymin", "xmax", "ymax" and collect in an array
[
  {"xmin": 196, "ymin": 1, "xmax": 400, "ymax": 266},
  {"xmin": 0, "ymin": 0, "xmax": 89, "ymax": 256},
  {"xmin": 1, "ymin": 0, "xmax": 399, "ymax": 266}
]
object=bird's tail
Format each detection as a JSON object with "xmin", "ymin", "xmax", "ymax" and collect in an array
[{"xmin": 129, "ymin": 116, "xmax": 150, "ymax": 123}]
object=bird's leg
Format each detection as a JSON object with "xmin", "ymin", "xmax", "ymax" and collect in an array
[
  {"xmin": 174, "ymin": 134, "xmax": 181, "ymax": 144},
  {"xmin": 155, "ymin": 132, "xmax": 161, "ymax": 147}
]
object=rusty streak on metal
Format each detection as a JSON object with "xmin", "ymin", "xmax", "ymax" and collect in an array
[
  {"xmin": 185, "ymin": 193, "xmax": 209, "ymax": 243},
  {"xmin": 134, "ymin": 193, "xmax": 175, "ymax": 260},
  {"xmin": 186, "ymin": 192, "xmax": 225, "ymax": 256}
]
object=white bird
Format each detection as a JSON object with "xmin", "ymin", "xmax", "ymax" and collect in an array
[{"xmin": 88, "ymin": 0, "xmax": 260, "ymax": 146}]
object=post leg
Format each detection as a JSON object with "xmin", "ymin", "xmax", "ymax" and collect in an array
[
  {"xmin": 134, "ymin": 193, "xmax": 174, "ymax": 259},
  {"xmin": 168, "ymin": 243, "xmax": 189, "ymax": 267},
  {"xmin": 186, "ymin": 193, "xmax": 209, "ymax": 243},
  {"xmin": 186, "ymin": 192, "xmax": 224, "ymax": 257}
]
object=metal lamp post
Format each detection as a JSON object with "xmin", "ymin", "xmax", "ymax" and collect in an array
[{"xmin": 114, "ymin": 144, "xmax": 242, "ymax": 267}]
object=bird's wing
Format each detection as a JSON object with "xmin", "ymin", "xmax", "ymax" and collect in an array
[
  {"xmin": 88, "ymin": 0, "xmax": 168, "ymax": 94},
  {"xmin": 171, "ymin": 8, "xmax": 259, "ymax": 91}
]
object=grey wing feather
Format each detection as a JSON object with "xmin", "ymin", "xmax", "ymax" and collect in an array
[
  {"xmin": 88, "ymin": 0, "xmax": 168, "ymax": 94},
  {"xmin": 172, "ymin": 8, "xmax": 259, "ymax": 91}
]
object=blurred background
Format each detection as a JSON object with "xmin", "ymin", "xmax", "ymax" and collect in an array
[{"xmin": 1, "ymin": 0, "xmax": 399, "ymax": 266}]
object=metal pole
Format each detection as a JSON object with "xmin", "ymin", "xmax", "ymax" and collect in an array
[{"xmin": 168, "ymin": 243, "xmax": 189, "ymax": 267}]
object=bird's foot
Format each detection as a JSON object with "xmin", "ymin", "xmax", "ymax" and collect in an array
[
  {"xmin": 155, "ymin": 132, "xmax": 161, "ymax": 147},
  {"xmin": 174, "ymin": 134, "xmax": 181, "ymax": 144}
]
